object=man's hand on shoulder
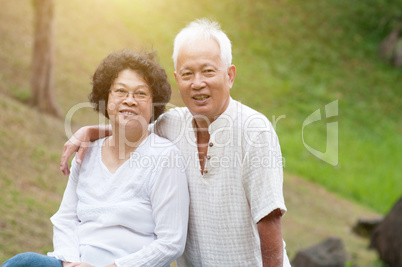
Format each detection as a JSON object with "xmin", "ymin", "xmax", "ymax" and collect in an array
[{"xmin": 60, "ymin": 126, "xmax": 92, "ymax": 175}]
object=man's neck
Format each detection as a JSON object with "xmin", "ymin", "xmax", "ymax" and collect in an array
[{"xmin": 193, "ymin": 119, "xmax": 210, "ymax": 174}]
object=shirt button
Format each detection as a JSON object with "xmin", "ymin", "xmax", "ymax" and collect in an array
[
  {"xmin": 207, "ymin": 155, "xmax": 211, "ymax": 160},
  {"xmin": 209, "ymin": 142, "xmax": 213, "ymax": 147}
]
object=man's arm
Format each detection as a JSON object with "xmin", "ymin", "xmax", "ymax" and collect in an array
[
  {"xmin": 257, "ymin": 208, "xmax": 283, "ymax": 267},
  {"xmin": 60, "ymin": 125, "xmax": 112, "ymax": 175}
]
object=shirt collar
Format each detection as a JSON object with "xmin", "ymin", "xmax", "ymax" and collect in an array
[
  {"xmin": 190, "ymin": 97, "xmax": 235, "ymax": 134},
  {"xmin": 208, "ymin": 97, "xmax": 234, "ymax": 134}
]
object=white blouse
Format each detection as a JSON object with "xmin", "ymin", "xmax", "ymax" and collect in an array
[{"xmin": 48, "ymin": 134, "xmax": 189, "ymax": 267}]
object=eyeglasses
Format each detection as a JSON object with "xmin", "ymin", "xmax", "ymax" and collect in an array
[{"xmin": 108, "ymin": 88, "xmax": 152, "ymax": 101}]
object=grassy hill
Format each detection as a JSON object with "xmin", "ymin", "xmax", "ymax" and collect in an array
[{"xmin": 1, "ymin": 0, "xmax": 401, "ymax": 265}]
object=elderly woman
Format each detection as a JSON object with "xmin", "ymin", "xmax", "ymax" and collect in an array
[{"xmin": 3, "ymin": 50, "xmax": 189, "ymax": 267}]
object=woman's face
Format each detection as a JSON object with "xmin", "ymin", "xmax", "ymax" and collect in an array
[{"xmin": 107, "ymin": 68, "xmax": 153, "ymax": 131}]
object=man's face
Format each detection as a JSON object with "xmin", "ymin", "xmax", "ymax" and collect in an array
[{"xmin": 174, "ymin": 38, "xmax": 236, "ymax": 124}]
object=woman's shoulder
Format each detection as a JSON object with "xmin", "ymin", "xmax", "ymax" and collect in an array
[
  {"xmin": 80, "ymin": 138, "xmax": 105, "ymax": 162},
  {"xmin": 91, "ymin": 137, "xmax": 106, "ymax": 146},
  {"xmin": 145, "ymin": 133, "xmax": 182, "ymax": 155},
  {"xmin": 86, "ymin": 138, "xmax": 106, "ymax": 153}
]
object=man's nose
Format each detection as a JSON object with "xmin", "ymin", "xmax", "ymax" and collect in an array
[{"xmin": 191, "ymin": 73, "xmax": 206, "ymax": 89}]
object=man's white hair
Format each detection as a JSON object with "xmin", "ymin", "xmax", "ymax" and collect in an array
[{"xmin": 172, "ymin": 18, "xmax": 232, "ymax": 70}]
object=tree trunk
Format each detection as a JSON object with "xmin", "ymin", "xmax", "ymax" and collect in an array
[
  {"xmin": 378, "ymin": 19, "xmax": 402, "ymax": 68},
  {"xmin": 30, "ymin": 0, "xmax": 61, "ymax": 117}
]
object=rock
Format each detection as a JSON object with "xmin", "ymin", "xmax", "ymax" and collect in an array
[
  {"xmin": 370, "ymin": 197, "xmax": 402, "ymax": 267},
  {"xmin": 352, "ymin": 217, "xmax": 383, "ymax": 238},
  {"xmin": 292, "ymin": 237, "xmax": 348, "ymax": 267}
]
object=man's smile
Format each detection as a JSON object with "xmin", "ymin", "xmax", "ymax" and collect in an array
[{"xmin": 192, "ymin": 94, "xmax": 210, "ymax": 101}]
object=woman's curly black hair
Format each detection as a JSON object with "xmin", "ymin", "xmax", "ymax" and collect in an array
[{"xmin": 89, "ymin": 50, "xmax": 171, "ymax": 122}]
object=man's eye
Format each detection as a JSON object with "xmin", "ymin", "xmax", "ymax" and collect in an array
[
  {"xmin": 182, "ymin": 72, "xmax": 192, "ymax": 77},
  {"xmin": 203, "ymin": 69, "xmax": 215, "ymax": 76}
]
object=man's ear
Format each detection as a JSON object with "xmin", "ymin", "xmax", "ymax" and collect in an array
[{"xmin": 227, "ymin": 65, "xmax": 236, "ymax": 89}]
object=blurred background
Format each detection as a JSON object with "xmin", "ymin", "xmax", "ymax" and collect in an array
[{"xmin": 0, "ymin": 0, "xmax": 401, "ymax": 265}]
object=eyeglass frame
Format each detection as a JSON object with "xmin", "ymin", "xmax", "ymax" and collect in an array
[{"xmin": 108, "ymin": 88, "xmax": 153, "ymax": 101}]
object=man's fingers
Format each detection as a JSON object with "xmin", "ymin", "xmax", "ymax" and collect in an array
[
  {"xmin": 60, "ymin": 141, "xmax": 78, "ymax": 175},
  {"xmin": 60, "ymin": 164, "xmax": 70, "ymax": 175},
  {"xmin": 76, "ymin": 145, "xmax": 88, "ymax": 165},
  {"xmin": 59, "ymin": 126, "xmax": 93, "ymax": 175}
]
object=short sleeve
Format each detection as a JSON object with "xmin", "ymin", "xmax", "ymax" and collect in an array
[{"xmin": 242, "ymin": 128, "xmax": 287, "ymax": 224}]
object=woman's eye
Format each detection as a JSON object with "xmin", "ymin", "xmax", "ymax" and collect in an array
[{"xmin": 116, "ymin": 89, "xmax": 127, "ymax": 93}]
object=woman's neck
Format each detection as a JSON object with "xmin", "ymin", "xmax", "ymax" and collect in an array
[{"xmin": 107, "ymin": 125, "xmax": 149, "ymax": 161}]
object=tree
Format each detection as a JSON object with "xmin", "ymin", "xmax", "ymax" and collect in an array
[
  {"xmin": 30, "ymin": 0, "xmax": 61, "ymax": 117},
  {"xmin": 378, "ymin": 19, "xmax": 402, "ymax": 68}
]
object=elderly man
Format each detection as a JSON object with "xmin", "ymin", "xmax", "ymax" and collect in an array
[{"xmin": 61, "ymin": 19, "xmax": 291, "ymax": 266}]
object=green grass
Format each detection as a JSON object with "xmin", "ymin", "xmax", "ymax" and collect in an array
[
  {"xmin": 0, "ymin": 0, "xmax": 401, "ymax": 264},
  {"xmin": 0, "ymin": 96, "xmax": 67, "ymax": 261}
]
